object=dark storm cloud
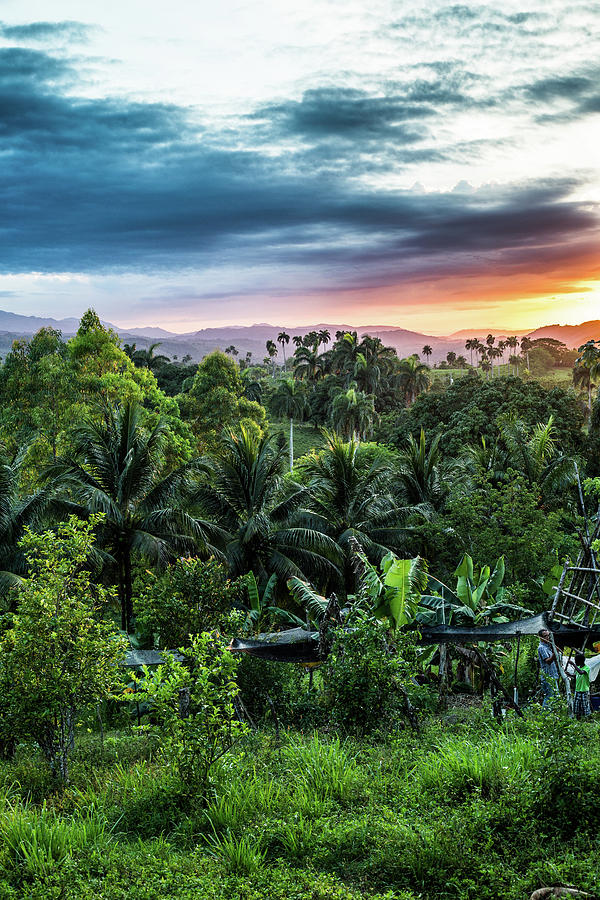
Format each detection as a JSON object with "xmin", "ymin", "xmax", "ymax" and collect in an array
[
  {"xmin": 0, "ymin": 20, "xmax": 94, "ymax": 43},
  {"xmin": 0, "ymin": 44, "xmax": 598, "ymax": 293}
]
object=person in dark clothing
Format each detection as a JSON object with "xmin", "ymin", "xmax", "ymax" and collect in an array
[{"xmin": 538, "ymin": 629, "xmax": 559, "ymax": 708}]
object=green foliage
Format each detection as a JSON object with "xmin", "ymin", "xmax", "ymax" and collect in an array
[
  {"xmin": 181, "ymin": 351, "xmax": 267, "ymax": 448},
  {"xmin": 417, "ymin": 731, "xmax": 537, "ymax": 800},
  {"xmin": 378, "ymin": 373, "xmax": 584, "ymax": 458},
  {"xmin": 321, "ymin": 614, "xmax": 415, "ymax": 734},
  {"xmin": 129, "ymin": 632, "xmax": 246, "ymax": 798},
  {"xmin": 135, "ymin": 558, "xmax": 245, "ymax": 648},
  {"xmin": 416, "ymin": 473, "xmax": 578, "ymax": 599},
  {"xmin": 0, "ymin": 516, "xmax": 126, "ymax": 781}
]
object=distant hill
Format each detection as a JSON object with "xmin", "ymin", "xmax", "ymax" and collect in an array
[
  {"xmin": 0, "ymin": 309, "xmax": 597, "ymax": 363},
  {"xmin": 526, "ymin": 320, "xmax": 600, "ymax": 348}
]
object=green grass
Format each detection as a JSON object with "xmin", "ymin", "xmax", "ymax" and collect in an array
[
  {"xmin": 269, "ymin": 421, "xmax": 326, "ymax": 461},
  {"xmin": 0, "ymin": 717, "xmax": 599, "ymax": 899}
]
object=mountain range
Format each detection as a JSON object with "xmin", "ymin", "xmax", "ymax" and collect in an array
[{"xmin": 0, "ymin": 309, "xmax": 597, "ymax": 365}]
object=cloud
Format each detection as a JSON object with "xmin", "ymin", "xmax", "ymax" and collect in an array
[
  {"xmin": 0, "ymin": 38, "xmax": 598, "ymax": 307},
  {"xmin": 0, "ymin": 20, "xmax": 94, "ymax": 43}
]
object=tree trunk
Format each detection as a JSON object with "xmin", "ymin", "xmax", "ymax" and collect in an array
[
  {"xmin": 289, "ymin": 417, "xmax": 294, "ymax": 471},
  {"xmin": 124, "ymin": 546, "xmax": 133, "ymax": 634}
]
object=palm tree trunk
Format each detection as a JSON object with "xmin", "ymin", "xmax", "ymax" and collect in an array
[
  {"xmin": 124, "ymin": 547, "xmax": 133, "ymax": 634},
  {"xmin": 289, "ymin": 417, "xmax": 294, "ymax": 472},
  {"xmin": 118, "ymin": 548, "xmax": 127, "ymax": 632}
]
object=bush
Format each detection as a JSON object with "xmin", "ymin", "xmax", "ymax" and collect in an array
[
  {"xmin": 129, "ymin": 632, "xmax": 246, "ymax": 799},
  {"xmin": 134, "ymin": 558, "xmax": 245, "ymax": 649},
  {"xmin": 320, "ymin": 614, "xmax": 413, "ymax": 735}
]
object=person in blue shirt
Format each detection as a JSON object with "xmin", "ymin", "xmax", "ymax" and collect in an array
[{"xmin": 538, "ymin": 629, "xmax": 559, "ymax": 708}]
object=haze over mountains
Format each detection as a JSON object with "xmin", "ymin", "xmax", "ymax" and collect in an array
[{"xmin": 0, "ymin": 309, "xmax": 597, "ymax": 364}]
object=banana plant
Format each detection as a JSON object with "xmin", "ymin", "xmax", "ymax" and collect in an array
[
  {"xmin": 418, "ymin": 554, "xmax": 530, "ymax": 626},
  {"xmin": 287, "ymin": 548, "xmax": 428, "ymax": 633},
  {"xmin": 244, "ymin": 572, "xmax": 305, "ymax": 632}
]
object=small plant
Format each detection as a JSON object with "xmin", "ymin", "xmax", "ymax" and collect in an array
[
  {"xmin": 283, "ymin": 732, "xmax": 356, "ymax": 802},
  {"xmin": 204, "ymin": 829, "xmax": 265, "ymax": 873},
  {"xmin": 128, "ymin": 632, "xmax": 246, "ymax": 799},
  {"xmin": 321, "ymin": 613, "xmax": 415, "ymax": 735}
]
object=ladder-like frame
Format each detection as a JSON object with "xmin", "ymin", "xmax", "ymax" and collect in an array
[{"xmin": 547, "ymin": 470, "xmax": 600, "ymax": 713}]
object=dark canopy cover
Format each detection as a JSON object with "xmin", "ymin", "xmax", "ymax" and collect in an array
[{"xmin": 228, "ymin": 614, "xmax": 600, "ymax": 663}]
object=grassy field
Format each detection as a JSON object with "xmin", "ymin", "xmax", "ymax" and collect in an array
[
  {"xmin": 268, "ymin": 422, "xmax": 327, "ymax": 462},
  {"xmin": 0, "ymin": 707, "xmax": 598, "ymax": 900}
]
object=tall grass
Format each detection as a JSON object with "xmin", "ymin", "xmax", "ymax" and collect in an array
[
  {"xmin": 417, "ymin": 730, "xmax": 538, "ymax": 799},
  {"xmin": 0, "ymin": 802, "xmax": 110, "ymax": 878},
  {"xmin": 282, "ymin": 733, "xmax": 357, "ymax": 802}
]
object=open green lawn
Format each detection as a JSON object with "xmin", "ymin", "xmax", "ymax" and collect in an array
[{"xmin": 1, "ymin": 710, "xmax": 599, "ymax": 900}]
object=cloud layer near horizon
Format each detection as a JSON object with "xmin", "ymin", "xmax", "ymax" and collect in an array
[{"xmin": 0, "ymin": 2, "xmax": 599, "ymax": 328}]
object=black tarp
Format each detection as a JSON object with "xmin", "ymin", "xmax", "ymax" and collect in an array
[{"xmin": 228, "ymin": 613, "xmax": 600, "ymax": 663}]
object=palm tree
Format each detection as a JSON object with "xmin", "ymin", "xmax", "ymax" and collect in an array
[
  {"xmin": 0, "ymin": 443, "xmax": 55, "ymax": 597},
  {"xmin": 489, "ymin": 345, "xmax": 503, "ymax": 375},
  {"xmin": 292, "ymin": 335, "xmax": 303, "ymax": 348},
  {"xmin": 293, "ymin": 345, "xmax": 324, "ymax": 385},
  {"xmin": 192, "ymin": 428, "xmax": 340, "ymax": 588},
  {"xmin": 396, "ymin": 356, "xmax": 431, "ymax": 405},
  {"xmin": 333, "ymin": 332, "xmax": 361, "ymax": 385},
  {"xmin": 270, "ymin": 379, "xmax": 309, "ymax": 470},
  {"xmin": 45, "ymin": 402, "xmax": 216, "ymax": 632},
  {"xmin": 265, "ymin": 340, "xmax": 278, "ymax": 377},
  {"xmin": 422, "ymin": 345, "xmax": 433, "ymax": 363},
  {"xmin": 225, "ymin": 345, "xmax": 238, "ymax": 357},
  {"xmin": 464, "ymin": 339, "xmax": 478, "ymax": 367},
  {"xmin": 505, "ymin": 336, "xmax": 519, "ymax": 373},
  {"xmin": 277, "ymin": 332, "xmax": 290, "ymax": 371},
  {"xmin": 501, "ymin": 416, "xmax": 576, "ymax": 498},
  {"xmin": 446, "ymin": 351, "xmax": 457, "ymax": 367},
  {"xmin": 331, "ymin": 384, "xmax": 377, "ymax": 441},
  {"xmin": 132, "ymin": 342, "xmax": 170, "ymax": 371},
  {"xmin": 397, "ymin": 428, "xmax": 455, "ymax": 511},
  {"xmin": 520, "ymin": 336, "xmax": 532, "ymax": 369},
  {"xmin": 298, "ymin": 432, "xmax": 407, "ymax": 584},
  {"xmin": 574, "ymin": 340, "xmax": 600, "ymax": 415},
  {"xmin": 318, "ymin": 329, "xmax": 331, "ymax": 349}
]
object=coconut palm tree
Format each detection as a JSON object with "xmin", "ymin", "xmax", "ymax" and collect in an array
[
  {"xmin": 132, "ymin": 342, "xmax": 170, "ymax": 371},
  {"xmin": 0, "ymin": 442, "xmax": 56, "ymax": 598},
  {"xmin": 293, "ymin": 345, "xmax": 324, "ymax": 386},
  {"xmin": 299, "ymin": 432, "xmax": 407, "ymax": 584},
  {"xmin": 422, "ymin": 345, "xmax": 433, "ymax": 363},
  {"xmin": 270, "ymin": 379, "xmax": 309, "ymax": 470},
  {"xmin": 45, "ymin": 402, "xmax": 217, "ymax": 632},
  {"xmin": 574, "ymin": 340, "xmax": 600, "ymax": 415},
  {"xmin": 396, "ymin": 356, "xmax": 431, "ymax": 406},
  {"xmin": 501, "ymin": 415, "xmax": 576, "ymax": 498},
  {"xmin": 331, "ymin": 384, "xmax": 377, "ymax": 441},
  {"xmin": 396, "ymin": 428, "xmax": 456, "ymax": 511},
  {"xmin": 277, "ymin": 332, "xmax": 290, "ymax": 371},
  {"xmin": 192, "ymin": 428, "xmax": 340, "ymax": 588}
]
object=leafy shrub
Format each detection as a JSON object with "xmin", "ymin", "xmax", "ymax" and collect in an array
[
  {"xmin": 134, "ymin": 558, "xmax": 245, "ymax": 649},
  {"xmin": 320, "ymin": 614, "xmax": 413, "ymax": 735},
  {"xmin": 129, "ymin": 633, "xmax": 246, "ymax": 799},
  {"xmin": 236, "ymin": 656, "xmax": 316, "ymax": 726}
]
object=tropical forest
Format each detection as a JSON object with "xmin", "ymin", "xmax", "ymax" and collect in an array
[{"xmin": 0, "ymin": 312, "xmax": 599, "ymax": 900}]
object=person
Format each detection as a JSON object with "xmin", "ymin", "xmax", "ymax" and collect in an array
[
  {"xmin": 538, "ymin": 629, "xmax": 559, "ymax": 708},
  {"xmin": 572, "ymin": 651, "xmax": 592, "ymax": 719}
]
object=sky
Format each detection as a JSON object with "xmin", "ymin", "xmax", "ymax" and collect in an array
[{"xmin": 0, "ymin": 0, "xmax": 599, "ymax": 334}]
